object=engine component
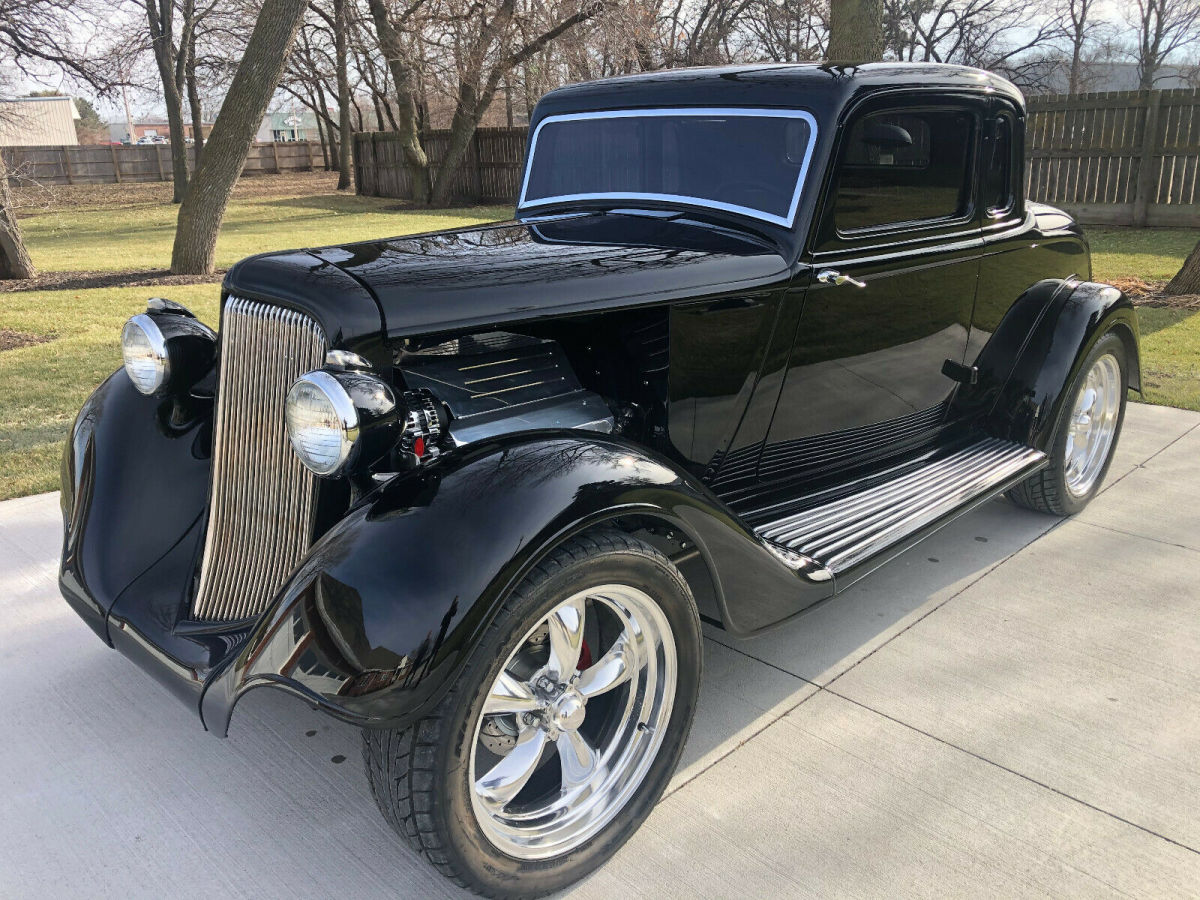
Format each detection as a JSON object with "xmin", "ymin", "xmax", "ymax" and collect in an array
[
  {"xmin": 399, "ymin": 332, "xmax": 614, "ymax": 446},
  {"xmin": 399, "ymin": 389, "xmax": 445, "ymax": 460}
]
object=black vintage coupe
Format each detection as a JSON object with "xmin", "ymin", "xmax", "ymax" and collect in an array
[{"xmin": 61, "ymin": 63, "xmax": 1139, "ymax": 896}]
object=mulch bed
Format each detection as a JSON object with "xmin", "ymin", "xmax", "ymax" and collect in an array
[
  {"xmin": 1108, "ymin": 277, "xmax": 1200, "ymax": 310},
  {"xmin": 0, "ymin": 269, "xmax": 224, "ymax": 293},
  {"xmin": 0, "ymin": 329, "xmax": 54, "ymax": 351}
]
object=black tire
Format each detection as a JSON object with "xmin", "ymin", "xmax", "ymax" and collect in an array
[
  {"xmin": 1008, "ymin": 332, "xmax": 1128, "ymax": 516},
  {"xmin": 362, "ymin": 529, "xmax": 702, "ymax": 898}
]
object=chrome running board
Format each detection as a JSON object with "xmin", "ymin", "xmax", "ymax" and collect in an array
[{"xmin": 754, "ymin": 438, "xmax": 1046, "ymax": 576}]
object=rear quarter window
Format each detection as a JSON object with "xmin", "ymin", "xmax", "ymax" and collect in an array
[{"xmin": 833, "ymin": 109, "xmax": 975, "ymax": 233}]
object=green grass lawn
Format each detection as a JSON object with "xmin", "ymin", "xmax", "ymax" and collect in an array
[
  {"xmin": 0, "ymin": 177, "xmax": 1197, "ymax": 501},
  {"xmin": 1089, "ymin": 227, "xmax": 1199, "ymax": 283},
  {"xmin": 1089, "ymin": 227, "xmax": 1200, "ymax": 412},
  {"xmin": 15, "ymin": 175, "xmax": 510, "ymax": 272}
]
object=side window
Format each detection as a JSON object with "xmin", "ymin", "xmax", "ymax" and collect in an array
[
  {"xmin": 833, "ymin": 108, "xmax": 974, "ymax": 233},
  {"xmin": 982, "ymin": 114, "xmax": 1015, "ymax": 216}
]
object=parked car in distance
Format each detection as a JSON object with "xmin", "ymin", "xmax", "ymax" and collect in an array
[{"xmin": 60, "ymin": 62, "xmax": 1139, "ymax": 897}]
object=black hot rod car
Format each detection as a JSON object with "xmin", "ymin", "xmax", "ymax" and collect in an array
[{"xmin": 61, "ymin": 63, "xmax": 1139, "ymax": 896}]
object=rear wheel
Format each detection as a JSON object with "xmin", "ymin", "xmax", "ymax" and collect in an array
[
  {"xmin": 1008, "ymin": 332, "xmax": 1128, "ymax": 516},
  {"xmin": 362, "ymin": 529, "xmax": 701, "ymax": 898}
]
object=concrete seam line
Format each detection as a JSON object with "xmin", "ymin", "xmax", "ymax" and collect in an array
[
  {"xmin": 821, "ymin": 513, "xmax": 1066, "ymax": 691},
  {"xmin": 664, "ymin": 510, "xmax": 1061, "ymax": 805},
  {"xmin": 662, "ymin": 681, "xmax": 821, "ymax": 800},
  {"xmin": 821, "ymin": 685, "xmax": 1200, "ymax": 858},
  {"xmin": 1135, "ymin": 419, "xmax": 1200, "ymax": 469},
  {"xmin": 1071, "ymin": 517, "xmax": 1200, "ymax": 554}
]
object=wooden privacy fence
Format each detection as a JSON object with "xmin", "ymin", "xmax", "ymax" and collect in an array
[
  {"xmin": 2, "ymin": 141, "xmax": 326, "ymax": 185},
  {"xmin": 1025, "ymin": 89, "xmax": 1199, "ymax": 227},
  {"xmin": 354, "ymin": 127, "xmax": 527, "ymax": 204},
  {"xmin": 356, "ymin": 90, "xmax": 1200, "ymax": 226}
]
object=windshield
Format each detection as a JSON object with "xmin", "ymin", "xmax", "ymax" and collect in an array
[{"xmin": 519, "ymin": 108, "xmax": 817, "ymax": 228}]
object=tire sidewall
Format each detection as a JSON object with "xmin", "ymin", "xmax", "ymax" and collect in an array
[
  {"xmin": 1048, "ymin": 332, "xmax": 1129, "ymax": 515},
  {"xmin": 435, "ymin": 537, "xmax": 702, "ymax": 897}
]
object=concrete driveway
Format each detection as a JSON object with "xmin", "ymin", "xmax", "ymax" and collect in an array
[{"xmin": 2, "ymin": 402, "xmax": 1198, "ymax": 898}]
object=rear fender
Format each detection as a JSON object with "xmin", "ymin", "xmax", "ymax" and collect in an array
[
  {"xmin": 985, "ymin": 280, "xmax": 1140, "ymax": 452},
  {"xmin": 200, "ymin": 433, "xmax": 830, "ymax": 736}
]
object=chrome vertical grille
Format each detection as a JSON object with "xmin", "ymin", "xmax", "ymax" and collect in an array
[{"xmin": 192, "ymin": 297, "xmax": 327, "ymax": 621}]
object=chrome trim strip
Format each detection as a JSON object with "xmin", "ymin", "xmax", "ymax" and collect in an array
[
  {"xmin": 192, "ymin": 297, "xmax": 328, "ymax": 622},
  {"xmin": 517, "ymin": 107, "xmax": 819, "ymax": 228}
]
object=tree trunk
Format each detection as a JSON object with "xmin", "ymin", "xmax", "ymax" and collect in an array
[
  {"xmin": 1166, "ymin": 240, "xmax": 1200, "ymax": 295},
  {"xmin": 312, "ymin": 92, "xmax": 331, "ymax": 169},
  {"xmin": 186, "ymin": 45, "xmax": 204, "ymax": 164},
  {"xmin": 827, "ymin": 0, "xmax": 884, "ymax": 62},
  {"xmin": 1069, "ymin": 40, "xmax": 1083, "ymax": 94},
  {"xmin": 429, "ymin": 86, "xmax": 481, "ymax": 207},
  {"xmin": 144, "ymin": 0, "xmax": 192, "ymax": 202},
  {"xmin": 366, "ymin": 0, "xmax": 431, "ymax": 203},
  {"xmin": 170, "ymin": 0, "xmax": 309, "ymax": 275},
  {"xmin": 333, "ymin": 0, "xmax": 353, "ymax": 190},
  {"xmin": 0, "ymin": 173, "xmax": 35, "ymax": 280}
]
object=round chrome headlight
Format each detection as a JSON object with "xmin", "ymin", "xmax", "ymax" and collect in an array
[
  {"xmin": 285, "ymin": 371, "xmax": 360, "ymax": 476},
  {"xmin": 121, "ymin": 314, "xmax": 169, "ymax": 395}
]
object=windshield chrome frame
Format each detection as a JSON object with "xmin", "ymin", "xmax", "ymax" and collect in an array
[{"xmin": 517, "ymin": 107, "xmax": 820, "ymax": 229}]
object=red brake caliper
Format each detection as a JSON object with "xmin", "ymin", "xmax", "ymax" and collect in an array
[{"xmin": 577, "ymin": 640, "xmax": 593, "ymax": 671}]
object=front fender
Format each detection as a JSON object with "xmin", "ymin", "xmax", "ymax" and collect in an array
[
  {"xmin": 200, "ymin": 433, "xmax": 829, "ymax": 736},
  {"xmin": 985, "ymin": 280, "xmax": 1141, "ymax": 452},
  {"xmin": 59, "ymin": 369, "xmax": 213, "ymax": 642}
]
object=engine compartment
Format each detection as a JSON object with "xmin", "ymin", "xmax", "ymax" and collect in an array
[{"xmin": 391, "ymin": 308, "xmax": 671, "ymax": 455}]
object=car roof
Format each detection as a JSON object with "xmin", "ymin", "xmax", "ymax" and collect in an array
[{"xmin": 532, "ymin": 62, "xmax": 1024, "ymax": 125}]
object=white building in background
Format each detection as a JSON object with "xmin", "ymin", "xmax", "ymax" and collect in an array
[
  {"xmin": 0, "ymin": 96, "xmax": 79, "ymax": 146},
  {"xmin": 256, "ymin": 108, "xmax": 322, "ymax": 142}
]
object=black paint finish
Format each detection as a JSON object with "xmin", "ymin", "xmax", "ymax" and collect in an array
[
  {"xmin": 200, "ymin": 433, "xmax": 832, "ymax": 736},
  {"xmin": 59, "ymin": 62, "xmax": 1138, "ymax": 737}
]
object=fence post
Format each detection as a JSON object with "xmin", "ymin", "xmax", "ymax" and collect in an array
[
  {"xmin": 155, "ymin": 144, "xmax": 166, "ymax": 181},
  {"xmin": 62, "ymin": 146, "xmax": 74, "ymax": 185},
  {"xmin": 1132, "ymin": 91, "xmax": 1163, "ymax": 227},
  {"xmin": 307, "ymin": 140, "xmax": 315, "ymax": 171},
  {"xmin": 110, "ymin": 144, "xmax": 122, "ymax": 183}
]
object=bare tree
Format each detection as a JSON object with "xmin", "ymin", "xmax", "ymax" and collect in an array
[
  {"xmin": 1127, "ymin": 0, "xmax": 1200, "ymax": 90},
  {"xmin": 0, "ymin": 0, "xmax": 127, "ymax": 279},
  {"xmin": 290, "ymin": 0, "xmax": 354, "ymax": 187},
  {"xmin": 648, "ymin": 0, "xmax": 758, "ymax": 67},
  {"xmin": 745, "ymin": 0, "xmax": 827, "ymax": 62},
  {"xmin": 883, "ymin": 0, "xmax": 1063, "ymax": 86},
  {"xmin": 171, "ymin": 0, "xmax": 311, "ymax": 273},
  {"xmin": 424, "ymin": 0, "xmax": 602, "ymax": 206},
  {"xmin": 1060, "ymin": 0, "xmax": 1102, "ymax": 92},
  {"xmin": 366, "ymin": 0, "xmax": 432, "ymax": 201},
  {"xmin": 333, "ymin": 0, "xmax": 354, "ymax": 187},
  {"xmin": 143, "ymin": 0, "xmax": 203, "ymax": 201}
]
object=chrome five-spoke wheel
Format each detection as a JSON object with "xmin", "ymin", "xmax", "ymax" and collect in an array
[
  {"xmin": 469, "ymin": 584, "xmax": 677, "ymax": 859},
  {"xmin": 361, "ymin": 530, "xmax": 701, "ymax": 898},
  {"xmin": 1064, "ymin": 352, "xmax": 1121, "ymax": 498}
]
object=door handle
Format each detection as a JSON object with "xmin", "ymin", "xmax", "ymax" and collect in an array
[{"xmin": 817, "ymin": 269, "xmax": 866, "ymax": 288}]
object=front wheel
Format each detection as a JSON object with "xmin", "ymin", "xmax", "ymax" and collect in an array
[
  {"xmin": 1009, "ymin": 331, "xmax": 1128, "ymax": 516},
  {"xmin": 362, "ymin": 529, "xmax": 702, "ymax": 898}
]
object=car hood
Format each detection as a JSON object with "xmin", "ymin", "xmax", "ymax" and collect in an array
[{"xmin": 304, "ymin": 212, "xmax": 788, "ymax": 340}]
